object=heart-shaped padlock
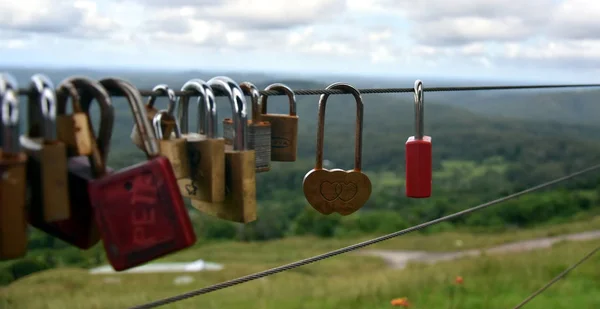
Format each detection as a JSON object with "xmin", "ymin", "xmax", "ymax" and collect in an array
[{"xmin": 302, "ymin": 83, "xmax": 372, "ymax": 215}]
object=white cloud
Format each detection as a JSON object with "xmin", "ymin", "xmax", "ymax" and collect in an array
[{"xmin": 3, "ymin": 0, "xmax": 600, "ymax": 74}]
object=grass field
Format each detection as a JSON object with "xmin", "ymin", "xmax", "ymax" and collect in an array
[{"xmin": 2, "ymin": 217, "xmax": 600, "ymax": 309}]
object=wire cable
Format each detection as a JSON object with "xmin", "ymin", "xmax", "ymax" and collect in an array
[
  {"xmin": 511, "ymin": 244, "xmax": 600, "ymax": 309},
  {"xmin": 17, "ymin": 83, "xmax": 600, "ymax": 97},
  {"xmin": 128, "ymin": 163, "xmax": 600, "ymax": 309}
]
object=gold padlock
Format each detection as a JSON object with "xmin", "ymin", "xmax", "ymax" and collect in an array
[
  {"xmin": 21, "ymin": 74, "xmax": 70, "ymax": 222},
  {"xmin": 302, "ymin": 83, "xmax": 372, "ymax": 216},
  {"xmin": 176, "ymin": 79, "xmax": 226, "ymax": 203},
  {"xmin": 259, "ymin": 83, "xmax": 298, "ymax": 162},
  {"xmin": 131, "ymin": 84, "xmax": 177, "ymax": 150},
  {"xmin": 56, "ymin": 82, "xmax": 94, "ymax": 157},
  {"xmin": 223, "ymin": 82, "xmax": 271, "ymax": 172},
  {"xmin": 153, "ymin": 109, "xmax": 190, "ymax": 180},
  {"xmin": 192, "ymin": 76, "xmax": 257, "ymax": 223},
  {"xmin": 0, "ymin": 73, "xmax": 28, "ymax": 260}
]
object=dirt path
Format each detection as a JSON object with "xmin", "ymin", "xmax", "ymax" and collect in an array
[{"xmin": 358, "ymin": 230, "xmax": 600, "ymax": 269}]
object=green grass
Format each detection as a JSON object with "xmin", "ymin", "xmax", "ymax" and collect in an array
[{"xmin": 2, "ymin": 218, "xmax": 600, "ymax": 309}]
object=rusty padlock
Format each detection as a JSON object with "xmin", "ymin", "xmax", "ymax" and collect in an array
[
  {"xmin": 259, "ymin": 83, "xmax": 298, "ymax": 162},
  {"xmin": 153, "ymin": 109, "xmax": 189, "ymax": 180},
  {"xmin": 0, "ymin": 73, "xmax": 28, "ymax": 260},
  {"xmin": 223, "ymin": 82, "xmax": 271, "ymax": 172},
  {"xmin": 21, "ymin": 74, "xmax": 70, "ymax": 223},
  {"xmin": 131, "ymin": 84, "xmax": 177, "ymax": 150},
  {"xmin": 176, "ymin": 79, "xmax": 225, "ymax": 203},
  {"xmin": 302, "ymin": 83, "xmax": 372, "ymax": 216},
  {"xmin": 191, "ymin": 76, "xmax": 257, "ymax": 223},
  {"xmin": 30, "ymin": 76, "xmax": 114, "ymax": 249},
  {"xmin": 405, "ymin": 80, "xmax": 432, "ymax": 198},
  {"xmin": 88, "ymin": 78, "xmax": 196, "ymax": 271}
]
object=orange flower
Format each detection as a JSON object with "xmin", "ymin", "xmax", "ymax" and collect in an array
[
  {"xmin": 391, "ymin": 297, "xmax": 411, "ymax": 307},
  {"xmin": 455, "ymin": 276, "xmax": 464, "ymax": 285}
]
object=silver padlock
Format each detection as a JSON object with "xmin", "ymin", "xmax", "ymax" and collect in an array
[
  {"xmin": 130, "ymin": 84, "xmax": 176, "ymax": 150},
  {"xmin": 222, "ymin": 82, "xmax": 271, "ymax": 173}
]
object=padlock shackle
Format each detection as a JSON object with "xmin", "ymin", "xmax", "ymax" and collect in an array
[
  {"xmin": 177, "ymin": 79, "xmax": 217, "ymax": 138},
  {"xmin": 29, "ymin": 74, "xmax": 57, "ymax": 141},
  {"xmin": 414, "ymin": 80, "xmax": 424, "ymax": 140},
  {"xmin": 98, "ymin": 78, "xmax": 159, "ymax": 158},
  {"xmin": 315, "ymin": 82, "xmax": 364, "ymax": 171},
  {"xmin": 239, "ymin": 82, "xmax": 261, "ymax": 123},
  {"xmin": 207, "ymin": 76, "xmax": 248, "ymax": 151},
  {"xmin": 57, "ymin": 77, "xmax": 115, "ymax": 163},
  {"xmin": 0, "ymin": 73, "xmax": 20, "ymax": 154},
  {"xmin": 260, "ymin": 83, "xmax": 297, "ymax": 116},
  {"xmin": 146, "ymin": 84, "xmax": 176, "ymax": 116},
  {"xmin": 153, "ymin": 109, "xmax": 182, "ymax": 139}
]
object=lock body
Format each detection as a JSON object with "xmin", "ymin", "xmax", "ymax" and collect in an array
[
  {"xmin": 158, "ymin": 138, "xmax": 190, "ymax": 179},
  {"xmin": 30, "ymin": 156, "xmax": 105, "ymax": 249},
  {"xmin": 25, "ymin": 140, "xmax": 70, "ymax": 222},
  {"xmin": 89, "ymin": 156, "xmax": 196, "ymax": 271},
  {"xmin": 192, "ymin": 148, "xmax": 257, "ymax": 223},
  {"xmin": 405, "ymin": 136, "xmax": 432, "ymax": 198},
  {"xmin": 260, "ymin": 114, "xmax": 298, "ymax": 162},
  {"xmin": 178, "ymin": 136, "xmax": 226, "ymax": 203},
  {"xmin": 56, "ymin": 113, "xmax": 94, "ymax": 156},
  {"xmin": 0, "ymin": 152, "xmax": 28, "ymax": 260},
  {"xmin": 223, "ymin": 118, "xmax": 271, "ymax": 172}
]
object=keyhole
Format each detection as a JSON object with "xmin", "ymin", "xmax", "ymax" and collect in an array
[{"xmin": 124, "ymin": 181, "xmax": 132, "ymax": 191}]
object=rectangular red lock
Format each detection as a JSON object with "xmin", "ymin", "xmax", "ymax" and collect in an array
[
  {"xmin": 405, "ymin": 136, "xmax": 432, "ymax": 198},
  {"xmin": 89, "ymin": 156, "xmax": 196, "ymax": 271}
]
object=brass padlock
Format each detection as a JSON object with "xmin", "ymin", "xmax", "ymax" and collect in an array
[
  {"xmin": 302, "ymin": 83, "xmax": 372, "ymax": 216},
  {"xmin": 56, "ymin": 81, "xmax": 94, "ymax": 157},
  {"xmin": 223, "ymin": 82, "xmax": 271, "ymax": 172},
  {"xmin": 176, "ymin": 79, "xmax": 225, "ymax": 203},
  {"xmin": 131, "ymin": 84, "xmax": 176, "ymax": 150},
  {"xmin": 153, "ymin": 109, "xmax": 190, "ymax": 180},
  {"xmin": 21, "ymin": 74, "xmax": 70, "ymax": 222},
  {"xmin": 259, "ymin": 83, "xmax": 299, "ymax": 162},
  {"xmin": 0, "ymin": 73, "xmax": 28, "ymax": 260},
  {"xmin": 192, "ymin": 76, "xmax": 257, "ymax": 223}
]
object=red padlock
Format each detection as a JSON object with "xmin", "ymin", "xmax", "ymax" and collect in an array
[
  {"xmin": 88, "ymin": 78, "xmax": 196, "ymax": 271},
  {"xmin": 405, "ymin": 80, "xmax": 432, "ymax": 198},
  {"xmin": 28, "ymin": 77, "xmax": 114, "ymax": 249}
]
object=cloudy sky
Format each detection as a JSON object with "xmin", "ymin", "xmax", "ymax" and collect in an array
[{"xmin": 1, "ymin": 0, "xmax": 599, "ymax": 82}]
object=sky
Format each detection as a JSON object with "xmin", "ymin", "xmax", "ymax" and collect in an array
[{"xmin": 1, "ymin": 0, "xmax": 600, "ymax": 82}]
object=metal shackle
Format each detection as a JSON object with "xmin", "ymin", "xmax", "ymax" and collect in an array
[
  {"xmin": 0, "ymin": 73, "xmax": 20, "ymax": 153},
  {"xmin": 414, "ymin": 80, "xmax": 424, "ymax": 140},
  {"xmin": 207, "ymin": 76, "xmax": 248, "ymax": 150},
  {"xmin": 178, "ymin": 79, "xmax": 217, "ymax": 138},
  {"xmin": 153, "ymin": 109, "xmax": 182, "ymax": 139},
  {"xmin": 30, "ymin": 74, "xmax": 57, "ymax": 140}
]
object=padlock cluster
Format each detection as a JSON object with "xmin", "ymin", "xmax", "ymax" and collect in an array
[{"xmin": 0, "ymin": 73, "xmax": 432, "ymax": 271}]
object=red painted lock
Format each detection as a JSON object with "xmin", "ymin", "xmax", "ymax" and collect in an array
[
  {"xmin": 28, "ymin": 77, "xmax": 115, "ymax": 249},
  {"xmin": 87, "ymin": 78, "xmax": 196, "ymax": 271},
  {"xmin": 405, "ymin": 80, "xmax": 432, "ymax": 198}
]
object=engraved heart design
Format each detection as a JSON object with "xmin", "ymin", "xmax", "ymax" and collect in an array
[
  {"xmin": 338, "ymin": 182, "xmax": 358, "ymax": 202},
  {"xmin": 303, "ymin": 168, "xmax": 372, "ymax": 216},
  {"xmin": 320, "ymin": 181, "xmax": 342, "ymax": 201}
]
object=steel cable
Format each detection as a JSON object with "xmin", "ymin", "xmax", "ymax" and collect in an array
[
  {"xmin": 129, "ymin": 163, "xmax": 600, "ymax": 309},
  {"xmin": 16, "ymin": 83, "xmax": 600, "ymax": 97}
]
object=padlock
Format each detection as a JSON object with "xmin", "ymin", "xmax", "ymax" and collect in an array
[
  {"xmin": 191, "ymin": 76, "xmax": 257, "ymax": 223},
  {"xmin": 0, "ymin": 73, "xmax": 28, "ymax": 260},
  {"xmin": 56, "ymin": 80, "xmax": 95, "ymax": 157},
  {"xmin": 21, "ymin": 74, "xmax": 70, "ymax": 223},
  {"xmin": 259, "ymin": 83, "xmax": 299, "ymax": 162},
  {"xmin": 223, "ymin": 82, "xmax": 271, "ymax": 172},
  {"xmin": 131, "ymin": 84, "xmax": 177, "ymax": 150},
  {"xmin": 153, "ymin": 109, "xmax": 190, "ymax": 180},
  {"xmin": 302, "ymin": 83, "xmax": 372, "ymax": 216},
  {"xmin": 87, "ymin": 77, "xmax": 196, "ymax": 271},
  {"xmin": 176, "ymin": 79, "xmax": 225, "ymax": 203},
  {"xmin": 30, "ymin": 76, "xmax": 114, "ymax": 249},
  {"xmin": 405, "ymin": 80, "xmax": 432, "ymax": 198}
]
